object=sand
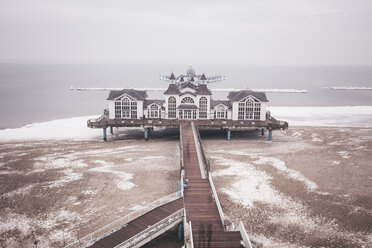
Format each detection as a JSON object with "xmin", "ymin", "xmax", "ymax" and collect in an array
[
  {"xmin": 202, "ymin": 127, "xmax": 372, "ymax": 248},
  {"xmin": 1, "ymin": 126, "xmax": 371, "ymax": 248},
  {"xmin": 0, "ymin": 129, "xmax": 181, "ymax": 248}
]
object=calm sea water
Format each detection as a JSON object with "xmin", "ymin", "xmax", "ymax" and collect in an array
[{"xmin": 0, "ymin": 64, "xmax": 371, "ymax": 129}]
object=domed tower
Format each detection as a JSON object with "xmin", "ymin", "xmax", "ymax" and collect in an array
[{"xmin": 186, "ymin": 66, "xmax": 196, "ymax": 80}]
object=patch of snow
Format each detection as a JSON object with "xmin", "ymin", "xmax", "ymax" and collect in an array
[
  {"xmin": 332, "ymin": 161, "xmax": 341, "ymax": 166},
  {"xmin": 142, "ymin": 155, "xmax": 166, "ymax": 160},
  {"xmin": 269, "ymin": 106, "xmax": 372, "ymax": 127},
  {"xmin": 3, "ymin": 184, "xmax": 35, "ymax": 197},
  {"xmin": 89, "ymin": 160, "xmax": 135, "ymax": 191},
  {"xmin": 292, "ymin": 131, "xmax": 303, "ymax": 138},
  {"xmin": 311, "ymin": 133, "xmax": 323, "ymax": 142},
  {"xmin": 252, "ymin": 156, "xmax": 318, "ymax": 191},
  {"xmin": 213, "ymin": 157, "xmax": 286, "ymax": 208},
  {"xmin": 81, "ymin": 190, "xmax": 97, "ymax": 195},
  {"xmin": 338, "ymin": 151, "xmax": 350, "ymax": 159},
  {"xmin": 0, "ymin": 213, "xmax": 33, "ymax": 235},
  {"xmin": 0, "ymin": 115, "xmax": 101, "ymax": 141},
  {"xmin": 49, "ymin": 169, "xmax": 83, "ymax": 188}
]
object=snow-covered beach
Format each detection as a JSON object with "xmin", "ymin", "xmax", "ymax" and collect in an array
[{"xmin": 0, "ymin": 106, "xmax": 372, "ymax": 247}]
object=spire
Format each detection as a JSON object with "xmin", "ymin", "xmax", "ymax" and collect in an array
[
  {"xmin": 170, "ymin": 72, "xmax": 176, "ymax": 80},
  {"xmin": 200, "ymin": 73, "xmax": 207, "ymax": 84}
]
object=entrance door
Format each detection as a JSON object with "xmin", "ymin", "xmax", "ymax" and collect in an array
[{"xmin": 184, "ymin": 110, "xmax": 192, "ymax": 119}]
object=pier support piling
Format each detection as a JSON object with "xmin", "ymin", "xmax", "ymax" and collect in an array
[
  {"xmin": 110, "ymin": 126, "xmax": 113, "ymax": 134},
  {"xmin": 261, "ymin": 128, "xmax": 265, "ymax": 136},
  {"xmin": 268, "ymin": 130, "xmax": 272, "ymax": 141},
  {"xmin": 103, "ymin": 128, "xmax": 107, "ymax": 141},
  {"xmin": 177, "ymin": 223, "xmax": 183, "ymax": 241},
  {"xmin": 227, "ymin": 129, "xmax": 231, "ymax": 141},
  {"xmin": 144, "ymin": 129, "xmax": 148, "ymax": 141}
]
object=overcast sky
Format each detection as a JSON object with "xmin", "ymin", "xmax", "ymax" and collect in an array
[{"xmin": 0, "ymin": 0, "xmax": 371, "ymax": 65}]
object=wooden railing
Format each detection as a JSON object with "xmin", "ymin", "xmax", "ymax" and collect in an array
[
  {"xmin": 208, "ymin": 173, "xmax": 226, "ymax": 228},
  {"xmin": 235, "ymin": 221, "xmax": 254, "ymax": 248},
  {"xmin": 191, "ymin": 122, "xmax": 207, "ymax": 179},
  {"xmin": 114, "ymin": 208, "xmax": 184, "ymax": 248},
  {"xmin": 64, "ymin": 192, "xmax": 181, "ymax": 248}
]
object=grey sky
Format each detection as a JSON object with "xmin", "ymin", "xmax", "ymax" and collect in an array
[{"xmin": 0, "ymin": 0, "xmax": 371, "ymax": 65}]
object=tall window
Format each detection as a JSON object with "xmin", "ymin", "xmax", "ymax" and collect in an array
[
  {"xmin": 181, "ymin": 97, "xmax": 194, "ymax": 104},
  {"xmin": 238, "ymin": 97, "xmax": 260, "ymax": 120},
  {"xmin": 168, "ymin": 97, "xmax": 176, "ymax": 118},
  {"xmin": 199, "ymin": 97, "xmax": 207, "ymax": 119},
  {"xmin": 114, "ymin": 96, "xmax": 137, "ymax": 119},
  {"xmin": 254, "ymin": 102, "xmax": 261, "ymax": 120},
  {"xmin": 150, "ymin": 104, "xmax": 160, "ymax": 118},
  {"xmin": 215, "ymin": 105, "xmax": 226, "ymax": 119}
]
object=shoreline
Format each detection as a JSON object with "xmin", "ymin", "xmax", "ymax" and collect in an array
[{"xmin": 1, "ymin": 105, "xmax": 372, "ymax": 142}]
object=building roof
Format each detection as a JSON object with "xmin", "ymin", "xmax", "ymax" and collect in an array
[
  {"xmin": 107, "ymin": 89, "xmax": 147, "ymax": 100},
  {"xmin": 180, "ymin": 91, "xmax": 196, "ymax": 97},
  {"xmin": 200, "ymin": 73, "xmax": 207, "ymax": 81},
  {"xmin": 211, "ymin": 100, "xmax": 232, "ymax": 109},
  {"xmin": 227, "ymin": 90, "xmax": 268, "ymax": 102},
  {"xmin": 164, "ymin": 84, "xmax": 181, "ymax": 95},
  {"xmin": 177, "ymin": 104, "xmax": 198, "ymax": 110},
  {"xmin": 144, "ymin": 99, "xmax": 165, "ymax": 107},
  {"xmin": 180, "ymin": 82, "xmax": 197, "ymax": 90},
  {"xmin": 195, "ymin": 84, "xmax": 212, "ymax": 95}
]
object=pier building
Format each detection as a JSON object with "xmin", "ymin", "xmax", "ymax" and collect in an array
[{"xmin": 88, "ymin": 67, "xmax": 288, "ymax": 140}]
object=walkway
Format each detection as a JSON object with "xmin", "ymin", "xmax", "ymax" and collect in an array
[
  {"xmin": 87, "ymin": 198, "xmax": 183, "ymax": 248},
  {"xmin": 181, "ymin": 121, "xmax": 243, "ymax": 248}
]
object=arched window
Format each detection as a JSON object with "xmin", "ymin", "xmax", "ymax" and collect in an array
[
  {"xmin": 150, "ymin": 104, "xmax": 159, "ymax": 118},
  {"xmin": 114, "ymin": 95, "xmax": 137, "ymax": 119},
  {"xmin": 168, "ymin": 97, "xmax": 176, "ymax": 118},
  {"xmin": 199, "ymin": 97, "xmax": 208, "ymax": 119},
  {"xmin": 215, "ymin": 105, "xmax": 226, "ymax": 119},
  {"xmin": 238, "ymin": 97, "xmax": 260, "ymax": 120},
  {"xmin": 181, "ymin": 97, "xmax": 194, "ymax": 104}
]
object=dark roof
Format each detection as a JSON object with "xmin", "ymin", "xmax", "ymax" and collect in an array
[
  {"xmin": 190, "ymin": 77, "xmax": 195, "ymax": 82},
  {"xmin": 200, "ymin": 73, "xmax": 207, "ymax": 80},
  {"xmin": 177, "ymin": 104, "xmax": 198, "ymax": 109},
  {"xmin": 195, "ymin": 84, "xmax": 212, "ymax": 95},
  {"xmin": 211, "ymin": 100, "xmax": 232, "ymax": 109},
  {"xmin": 169, "ymin": 73, "xmax": 176, "ymax": 80},
  {"xmin": 227, "ymin": 90, "xmax": 268, "ymax": 102},
  {"xmin": 180, "ymin": 91, "xmax": 196, "ymax": 97},
  {"xmin": 164, "ymin": 84, "xmax": 181, "ymax": 95},
  {"xmin": 144, "ymin": 99, "xmax": 165, "ymax": 107},
  {"xmin": 179, "ymin": 77, "xmax": 184, "ymax": 82},
  {"xmin": 107, "ymin": 89, "xmax": 147, "ymax": 100},
  {"xmin": 180, "ymin": 82, "xmax": 197, "ymax": 90}
]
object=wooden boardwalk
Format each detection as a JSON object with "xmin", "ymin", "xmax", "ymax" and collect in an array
[
  {"xmin": 181, "ymin": 121, "xmax": 243, "ymax": 248},
  {"xmin": 87, "ymin": 198, "xmax": 183, "ymax": 248}
]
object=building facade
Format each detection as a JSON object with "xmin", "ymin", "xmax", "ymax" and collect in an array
[{"xmin": 107, "ymin": 70, "xmax": 269, "ymax": 122}]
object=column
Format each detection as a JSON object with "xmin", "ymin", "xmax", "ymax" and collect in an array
[
  {"xmin": 110, "ymin": 126, "xmax": 113, "ymax": 134},
  {"xmin": 261, "ymin": 128, "xmax": 265, "ymax": 136},
  {"xmin": 144, "ymin": 129, "xmax": 148, "ymax": 141},
  {"xmin": 268, "ymin": 130, "xmax": 272, "ymax": 141},
  {"xmin": 227, "ymin": 129, "xmax": 231, "ymax": 141}
]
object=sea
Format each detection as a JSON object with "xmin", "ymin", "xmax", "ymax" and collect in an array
[{"xmin": 0, "ymin": 63, "xmax": 371, "ymax": 129}]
